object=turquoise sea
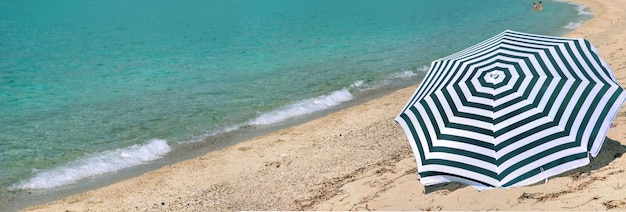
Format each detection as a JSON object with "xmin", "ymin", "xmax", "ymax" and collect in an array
[{"xmin": 1, "ymin": 0, "xmax": 590, "ymax": 209}]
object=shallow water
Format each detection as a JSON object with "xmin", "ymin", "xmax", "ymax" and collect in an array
[{"xmin": 0, "ymin": 0, "xmax": 590, "ymax": 209}]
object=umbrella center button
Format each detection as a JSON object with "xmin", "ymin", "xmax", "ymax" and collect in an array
[{"xmin": 485, "ymin": 70, "xmax": 506, "ymax": 85}]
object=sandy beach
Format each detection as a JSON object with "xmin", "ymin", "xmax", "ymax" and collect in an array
[{"xmin": 22, "ymin": 0, "xmax": 626, "ymax": 211}]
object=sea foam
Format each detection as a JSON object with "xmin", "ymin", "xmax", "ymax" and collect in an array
[
  {"xmin": 552, "ymin": 0, "xmax": 593, "ymax": 16},
  {"xmin": 563, "ymin": 21, "xmax": 584, "ymax": 29},
  {"xmin": 11, "ymin": 139, "xmax": 171, "ymax": 190},
  {"xmin": 575, "ymin": 4, "xmax": 593, "ymax": 16},
  {"xmin": 182, "ymin": 89, "xmax": 355, "ymax": 144},
  {"xmin": 389, "ymin": 70, "xmax": 419, "ymax": 80},
  {"xmin": 248, "ymin": 89, "xmax": 353, "ymax": 126}
]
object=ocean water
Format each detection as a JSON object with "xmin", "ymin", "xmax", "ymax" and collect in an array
[{"xmin": 0, "ymin": 0, "xmax": 590, "ymax": 208}]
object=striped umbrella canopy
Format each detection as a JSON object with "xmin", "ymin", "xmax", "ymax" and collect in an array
[{"xmin": 395, "ymin": 30, "xmax": 626, "ymax": 189}]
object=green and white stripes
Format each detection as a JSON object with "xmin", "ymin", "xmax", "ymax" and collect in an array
[{"xmin": 395, "ymin": 30, "xmax": 626, "ymax": 189}]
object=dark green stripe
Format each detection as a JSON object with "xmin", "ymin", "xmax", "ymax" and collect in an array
[
  {"xmin": 494, "ymin": 80, "xmax": 571, "ymax": 150},
  {"xmin": 417, "ymin": 158, "xmax": 497, "ymax": 180},
  {"xmin": 582, "ymin": 40, "xmax": 613, "ymax": 84},
  {"xmin": 586, "ymin": 86, "xmax": 623, "ymax": 150},
  {"xmin": 408, "ymin": 60, "xmax": 460, "ymax": 112},
  {"xmin": 401, "ymin": 106, "xmax": 497, "ymax": 169},
  {"xmin": 502, "ymin": 152, "xmax": 587, "ymax": 187},
  {"xmin": 496, "ymin": 130, "xmax": 564, "ymax": 166},
  {"xmin": 417, "ymin": 102, "xmax": 494, "ymax": 150},
  {"xmin": 507, "ymin": 30, "xmax": 573, "ymax": 43},
  {"xmin": 443, "ymin": 87, "xmax": 492, "ymax": 123},
  {"xmin": 420, "ymin": 171, "xmax": 494, "ymax": 187}
]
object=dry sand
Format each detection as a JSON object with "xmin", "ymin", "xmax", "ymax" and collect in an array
[{"xmin": 23, "ymin": 0, "xmax": 626, "ymax": 211}]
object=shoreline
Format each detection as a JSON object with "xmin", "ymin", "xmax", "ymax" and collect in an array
[
  {"xmin": 19, "ymin": 0, "xmax": 626, "ymax": 210},
  {"xmin": 2, "ymin": 75, "xmax": 418, "ymax": 211}
]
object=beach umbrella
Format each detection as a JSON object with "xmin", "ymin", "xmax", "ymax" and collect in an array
[{"xmin": 395, "ymin": 30, "xmax": 626, "ymax": 189}]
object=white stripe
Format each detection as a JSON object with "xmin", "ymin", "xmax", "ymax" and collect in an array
[
  {"xmin": 533, "ymin": 76, "xmax": 555, "ymax": 112},
  {"xmin": 494, "ymin": 114, "xmax": 552, "ymax": 146},
  {"xmin": 575, "ymin": 84, "xmax": 617, "ymax": 154},
  {"xmin": 492, "ymin": 96, "xmax": 533, "ymax": 124},
  {"xmin": 545, "ymin": 80, "xmax": 575, "ymax": 126},
  {"xmin": 590, "ymin": 91, "xmax": 626, "ymax": 156},
  {"xmin": 509, "ymin": 157, "xmax": 589, "ymax": 187},
  {"xmin": 493, "ymin": 94, "xmax": 544, "ymax": 133},
  {"xmin": 442, "ymin": 31, "xmax": 506, "ymax": 61},
  {"xmin": 419, "ymin": 100, "xmax": 496, "ymax": 156},
  {"xmin": 409, "ymin": 61, "xmax": 441, "ymax": 105},
  {"xmin": 408, "ymin": 107, "xmax": 432, "ymax": 156},
  {"xmin": 395, "ymin": 113, "xmax": 425, "ymax": 169},
  {"xmin": 497, "ymin": 135, "xmax": 573, "ymax": 170},
  {"xmin": 570, "ymin": 39, "xmax": 604, "ymax": 83},
  {"xmin": 501, "ymin": 148, "xmax": 589, "ymax": 187},
  {"xmin": 585, "ymin": 41, "xmax": 619, "ymax": 81},
  {"xmin": 470, "ymin": 61, "xmax": 518, "ymax": 95},
  {"xmin": 455, "ymin": 84, "xmax": 494, "ymax": 112},
  {"xmin": 417, "ymin": 60, "xmax": 463, "ymax": 103},
  {"xmin": 420, "ymin": 164, "xmax": 499, "ymax": 187},
  {"xmin": 553, "ymin": 81, "xmax": 590, "ymax": 135},
  {"xmin": 557, "ymin": 41, "xmax": 584, "ymax": 79},
  {"xmin": 569, "ymin": 82, "xmax": 600, "ymax": 137},
  {"xmin": 421, "ymin": 175, "xmax": 493, "ymax": 190},
  {"xmin": 496, "ymin": 125, "xmax": 566, "ymax": 161},
  {"xmin": 425, "ymin": 94, "xmax": 494, "ymax": 142},
  {"xmin": 537, "ymin": 43, "xmax": 575, "ymax": 81},
  {"xmin": 425, "ymin": 152, "xmax": 496, "ymax": 171}
]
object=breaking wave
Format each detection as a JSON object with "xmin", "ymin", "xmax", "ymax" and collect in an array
[
  {"xmin": 248, "ymin": 89, "xmax": 353, "ymax": 126},
  {"xmin": 11, "ymin": 139, "xmax": 171, "ymax": 190},
  {"xmin": 564, "ymin": 21, "xmax": 585, "ymax": 29}
]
